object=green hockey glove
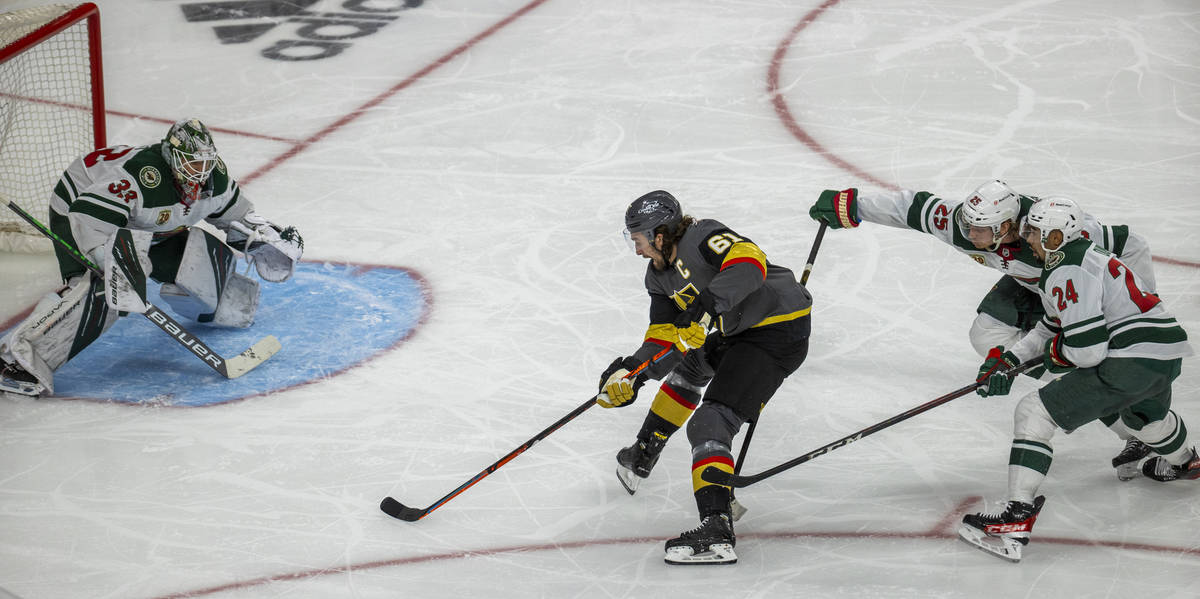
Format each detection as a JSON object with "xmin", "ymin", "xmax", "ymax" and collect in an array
[
  {"xmin": 809, "ymin": 188, "xmax": 860, "ymax": 229},
  {"xmin": 976, "ymin": 346, "xmax": 1020, "ymax": 397},
  {"xmin": 1043, "ymin": 335, "xmax": 1074, "ymax": 374}
]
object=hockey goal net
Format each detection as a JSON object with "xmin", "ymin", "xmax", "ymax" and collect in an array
[{"xmin": 0, "ymin": 2, "xmax": 105, "ymax": 253}]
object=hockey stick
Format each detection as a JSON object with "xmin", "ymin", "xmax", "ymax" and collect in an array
[
  {"xmin": 6, "ymin": 201, "xmax": 280, "ymax": 379},
  {"xmin": 702, "ymin": 358, "xmax": 1040, "ymax": 488},
  {"xmin": 729, "ymin": 221, "xmax": 827, "ymax": 516},
  {"xmin": 380, "ymin": 345, "xmax": 677, "ymax": 522}
]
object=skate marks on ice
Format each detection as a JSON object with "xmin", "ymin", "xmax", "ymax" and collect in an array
[
  {"xmin": 151, "ymin": 495, "xmax": 1200, "ymax": 598},
  {"xmin": 23, "ymin": 262, "xmax": 430, "ymax": 406}
]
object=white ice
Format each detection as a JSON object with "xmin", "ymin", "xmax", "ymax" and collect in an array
[{"xmin": 1, "ymin": 1, "xmax": 1199, "ymax": 597}]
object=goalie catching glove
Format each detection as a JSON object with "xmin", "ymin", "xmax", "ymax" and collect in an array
[
  {"xmin": 975, "ymin": 346, "xmax": 1021, "ymax": 397},
  {"xmin": 226, "ymin": 212, "xmax": 304, "ymax": 282}
]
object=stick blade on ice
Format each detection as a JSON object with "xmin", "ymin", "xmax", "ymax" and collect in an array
[
  {"xmin": 222, "ymin": 335, "xmax": 282, "ymax": 378},
  {"xmin": 380, "ymin": 496, "xmax": 425, "ymax": 522}
]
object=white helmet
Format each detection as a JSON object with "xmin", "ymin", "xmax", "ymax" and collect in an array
[
  {"xmin": 957, "ymin": 180, "xmax": 1021, "ymax": 250},
  {"xmin": 1023, "ymin": 196, "xmax": 1083, "ymax": 252}
]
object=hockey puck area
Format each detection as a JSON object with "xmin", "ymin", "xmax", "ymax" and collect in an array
[{"xmin": 37, "ymin": 261, "xmax": 429, "ymax": 406}]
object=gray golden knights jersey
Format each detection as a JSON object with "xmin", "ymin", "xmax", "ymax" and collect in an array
[
  {"xmin": 49, "ymin": 143, "xmax": 252, "ymax": 262},
  {"xmin": 630, "ymin": 219, "xmax": 812, "ymax": 371},
  {"xmin": 854, "ymin": 189, "xmax": 1156, "ymax": 293},
  {"xmin": 1009, "ymin": 239, "xmax": 1193, "ymax": 367}
]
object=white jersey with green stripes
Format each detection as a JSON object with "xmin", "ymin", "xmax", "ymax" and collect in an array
[
  {"xmin": 1012, "ymin": 239, "xmax": 1192, "ymax": 368},
  {"xmin": 50, "ymin": 143, "xmax": 250, "ymax": 261},
  {"xmin": 855, "ymin": 189, "xmax": 1155, "ymax": 293}
]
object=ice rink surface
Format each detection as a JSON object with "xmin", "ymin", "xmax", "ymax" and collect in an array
[{"xmin": 1, "ymin": 0, "xmax": 1199, "ymax": 597}]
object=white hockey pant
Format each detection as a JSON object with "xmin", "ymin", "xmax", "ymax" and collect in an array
[
  {"xmin": 0, "ymin": 273, "xmax": 117, "ymax": 392},
  {"xmin": 968, "ymin": 312, "xmax": 1024, "ymax": 357},
  {"xmin": 159, "ymin": 228, "xmax": 260, "ymax": 328},
  {"xmin": 1008, "ymin": 391, "xmax": 1059, "ymax": 505}
]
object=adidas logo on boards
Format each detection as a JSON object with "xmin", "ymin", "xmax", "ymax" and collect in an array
[{"xmin": 178, "ymin": 0, "xmax": 424, "ymax": 61}]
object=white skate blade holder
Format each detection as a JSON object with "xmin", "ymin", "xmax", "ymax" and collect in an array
[
  {"xmin": 616, "ymin": 466, "xmax": 641, "ymax": 495},
  {"xmin": 665, "ymin": 543, "xmax": 737, "ymax": 565},
  {"xmin": 957, "ymin": 523, "xmax": 1026, "ymax": 563}
]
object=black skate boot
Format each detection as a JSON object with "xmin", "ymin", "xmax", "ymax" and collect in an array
[
  {"xmin": 1142, "ymin": 448, "xmax": 1200, "ymax": 482},
  {"xmin": 664, "ymin": 512, "xmax": 736, "ymax": 565},
  {"xmin": 1112, "ymin": 438, "xmax": 1152, "ymax": 481},
  {"xmin": 0, "ymin": 358, "xmax": 43, "ymax": 398},
  {"xmin": 958, "ymin": 495, "xmax": 1046, "ymax": 562},
  {"xmin": 615, "ymin": 432, "xmax": 667, "ymax": 495}
]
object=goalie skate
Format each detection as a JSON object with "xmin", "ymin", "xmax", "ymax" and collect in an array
[
  {"xmin": 957, "ymin": 495, "xmax": 1045, "ymax": 563},
  {"xmin": 0, "ymin": 360, "xmax": 43, "ymax": 398}
]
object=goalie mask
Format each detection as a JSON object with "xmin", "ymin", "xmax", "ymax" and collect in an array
[
  {"xmin": 162, "ymin": 118, "xmax": 218, "ymax": 207},
  {"xmin": 957, "ymin": 180, "xmax": 1020, "ymax": 251},
  {"xmin": 624, "ymin": 190, "xmax": 682, "ymax": 249},
  {"xmin": 1021, "ymin": 196, "xmax": 1083, "ymax": 253}
]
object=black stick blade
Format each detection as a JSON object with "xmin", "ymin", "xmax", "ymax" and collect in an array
[
  {"xmin": 380, "ymin": 496, "xmax": 425, "ymax": 522},
  {"xmin": 700, "ymin": 465, "xmax": 734, "ymax": 486}
]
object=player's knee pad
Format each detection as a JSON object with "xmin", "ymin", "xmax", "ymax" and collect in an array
[
  {"xmin": 669, "ymin": 350, "xmax": 713, "ymax": 392},
  {"xmin": 686, "ymin": 401, "xmax": 742, "ymax": 450},
  {"xmin": 160, "ymin": 228, "xmax": 260, "ymax": 328},
  {"xmin": 1013, "ymin": 391, "xmax": 1059, "ymax": 443},
  {"xmin": 0, "ymin": 273, "xmax": 116, "ymax": 392},
  {"xmin": 969, "ymin": 312, "xmax": 1023, "ymax": 357}
]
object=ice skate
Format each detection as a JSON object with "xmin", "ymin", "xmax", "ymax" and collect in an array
[
  {"xmin": 615, "ymin": 432, "xmax": 666, "ymax": 495},
  {"xmin": 958, "ymin": 495, "xmax": 1046, "ymax": 563},
  {"xmin": 1142, "ymin": 449, "xmax": 1200, "ymax": 482},
  {"xmin": 664, "ymin": 513, "xmax": 737, "ymax": 565},
  {"xmin": 0, "ymin": 359, "xmax": 43, "ymax": 398},
  {"xmin": 1111, "ymin": 438, "xmax": 1151, "ymax": 481}
]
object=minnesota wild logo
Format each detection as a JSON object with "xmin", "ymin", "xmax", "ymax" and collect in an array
[
  {"xmin": 1045, "ymin": 251, "xmax": 1065, "ymax": 269},
  {"xmin": 139, "ymin": 166, "xmax": 161, "ymax": 188}
]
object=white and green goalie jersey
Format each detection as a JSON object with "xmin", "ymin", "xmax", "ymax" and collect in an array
[
  {"xmin": 1009, "ymin": 239, "xmax": 1193, "ymax": 368},
  {"xmin": 49, "ymin": 143, "xmax": 253, "ymax": 267}
]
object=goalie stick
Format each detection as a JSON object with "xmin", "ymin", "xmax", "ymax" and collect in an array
[
  {"xmin": 701, "ymin": 359, "xmax": 1040, "ymax": 488},
  {"xmin": 6, "ymin": 201, "xmax": 280, "ymax": 379},
  {"xmin": 380, "ymin": 345, "xmax": 677, "ymax": 522}
]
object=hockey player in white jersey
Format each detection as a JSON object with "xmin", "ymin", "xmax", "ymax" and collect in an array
[
  {"xmin": 0, "ymin": 118, "xmax": 303, "ymax": 398},
  {"xmin": 959, "ymin": 197, "xmax": 1197, "ymax": 562},
  {"xmin": 809, "ymin": 181, "xmax": 1157, "ymax": 479}
]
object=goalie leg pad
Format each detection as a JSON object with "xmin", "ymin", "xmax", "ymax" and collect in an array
[
  {"xmin": 159, "ymin": 228, "xmax": 239, "ymax": 321},
  {"xmin": 0, "ymin": 273, "xmax": 116, "ymax": 393},
  {"xmin": 209, "ymin": 272, "xmax": 260, "ymax": 328},
  {"xmin": 103, "ymin": 229, "xmax": 154, "ymax": 313}
]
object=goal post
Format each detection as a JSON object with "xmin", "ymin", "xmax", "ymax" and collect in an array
[{"xmin": 0, "ymin": 2, "xmax": 105, "ymax": 253}]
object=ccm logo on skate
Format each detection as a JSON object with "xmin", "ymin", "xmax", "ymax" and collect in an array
[
  {"xmin": 985, "ymin": 523, "xmax": 1031, "ymax": 534},
  {"xmin": 177, "ymin": 0, "xmax": 424, "ymax": 61}
]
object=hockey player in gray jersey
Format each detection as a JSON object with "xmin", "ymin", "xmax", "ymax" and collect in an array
[
  {"xmin": 0, "ymin": 118, "xmax": 303, "ymax": 398},
  {"xmin": 959, "ymin": 197, "xmax": 1197, "ymax": 562},
  {"xmin": 809, "ymin": 181, "xmax": 1157, "ymax": 479},
  {"xmin": 596, "ymin": 190, "xmax": 812, "ymax": 564}
]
